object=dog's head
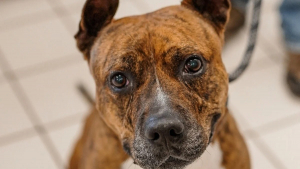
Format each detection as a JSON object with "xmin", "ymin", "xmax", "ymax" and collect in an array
[{"xmin": 76, "ymin": 0, "xmax": 230, "ymax": 168}]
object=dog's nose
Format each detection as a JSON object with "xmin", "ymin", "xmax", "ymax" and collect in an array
[{"xmin": 144, "ymin": 113, "xmax": 184, "ymax": 144}]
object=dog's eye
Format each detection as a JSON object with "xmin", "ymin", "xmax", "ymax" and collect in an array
[
  {"xmin": 184, "ymin": 57, "xmax": 203, "ymax": 73},
  {"xmin": 111, "ymin": 74, "xmax": 128, "ymax": 88}
]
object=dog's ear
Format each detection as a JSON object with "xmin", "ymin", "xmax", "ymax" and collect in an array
[
  {"xmin": 181, "ymin": 0, "xmax": 231, "ymax": 33},
  {"xmin": 75, "ymin": 0, "xmax": 119, "ymax": 60}
]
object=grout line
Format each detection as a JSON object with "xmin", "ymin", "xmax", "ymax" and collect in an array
[
  {"xmin": 228, "ymin": 106, "xmax": 252, "ymax": 131},
  {"xmin": 45, "ymin": 0, "xmax": 77, "ymax": 36},
  {"xmin": 259, "ymin": 36, "xmax": 287, "ymax": 64},
  {"xmin": 0, "ymin": 49, "xmax": 64, "ymax": 169},
  {"xmin": 0, "ymin": 128, "xmax": 37, "ymax": 148},
  {"xmin": 0, "ymin": 52, "xmax": 83, "ymax": 84},
  {"xmin": 39, "ymin": 133, "xmax": 66, "ymax": 169},
  {"xmin": 244, "ymin": 111, "xmax": 300, "ymax": 139},
  {"xmin": 0, "ymin": 6, "xmax": 69, "ymax": 33},
  {"xmin": 45, "ymin": 113, "xmax": 85, "ymax": 132},
  {"xmin": 245, "ymin": 45, "xmax": 278, "ymax": 73},
  {"xmin": 252, "ymin": 138, "xmax": 288, "ymax": 169},
  {"xmin": 228, "ymin": 105, "xmax": 254, "ymax": 138},
  {"xmin": 0, "ymin": 112, "xmax": 85, "ymax": 148},
  {"xmin": 228, "ymin": 105, "xmax": 287, "ymax": 168},
  {"xmin": 2, "ymin": 76, "xmax": 42, "ymax": 125},
  {"xmin": 228, "ymin": 63, "xmax": 279, "ymax": 95},
  {"xmin": 11, "ymin": 53, "xmax": 83, "ymax": 80}
]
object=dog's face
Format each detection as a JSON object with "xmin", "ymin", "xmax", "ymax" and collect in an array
[{"xmin": 76, "ymin": 0, "xmax": 230, "ymax": 168}]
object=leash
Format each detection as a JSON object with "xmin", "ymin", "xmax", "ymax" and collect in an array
[{"xmin": 228, "ymin": 0, "xmax": 262, "ymax": 83}]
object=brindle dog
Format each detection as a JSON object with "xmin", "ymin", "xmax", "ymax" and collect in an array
[{"xmin": 69, "ymin": 0, "xmax": 250, "ymax": 169}]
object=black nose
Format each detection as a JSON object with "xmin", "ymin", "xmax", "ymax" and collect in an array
[{"xmin": 144, "ymin": 113, "xmax": 185, "ymax": 144}]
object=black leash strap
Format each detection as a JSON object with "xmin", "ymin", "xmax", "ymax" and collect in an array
[{"xmin": 228, "ymin": 0, "xmax": 262, "ymax": 83}]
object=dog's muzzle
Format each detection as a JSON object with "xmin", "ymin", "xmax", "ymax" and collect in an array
[{"xmin": 132, "ymin": 108, "xmax": 205, "ymax": 169}]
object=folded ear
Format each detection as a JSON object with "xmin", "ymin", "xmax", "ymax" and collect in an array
[
  {"xmin": 75, "ymin": 0, "xmax": 119, "ymax": 60},
  {"xmin": 181, "ymin": 0, "xmax": 231, "ymax": 33}
]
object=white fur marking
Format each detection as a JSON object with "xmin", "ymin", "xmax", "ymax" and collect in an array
[
  {"xmin": 156, "ymin": 86, "xmax": 167, "ymax": 104},
  {"xmin": 154, "ymin": 71, "xmax": 167, "ymax": 104}
]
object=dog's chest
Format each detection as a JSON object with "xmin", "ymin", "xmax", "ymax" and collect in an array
[{"xmin": 122, "ymin": 141, "xmax": 225, "ymax": 169}]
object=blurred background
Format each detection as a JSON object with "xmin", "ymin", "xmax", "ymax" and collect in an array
[{"xmin": 0, "ymin": 0, "xmax": 300, "ymax": 168}]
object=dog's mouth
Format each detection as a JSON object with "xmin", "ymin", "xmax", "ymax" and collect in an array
[
  {"xmin": 130, "ymin": 113, "xmax": 210, "ymax": 169},
  {"xmin": 131, "ymin": 142, "xmax": 205, "ymax": 169},
  {"xmin": 156, "ymin": 156, "xmax": 192, "ymax": 169}
]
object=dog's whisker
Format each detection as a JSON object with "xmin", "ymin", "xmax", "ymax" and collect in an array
[
  {"xmin": 205, "ymin": 149, "xmax": 211, "ymax": 156},
  {"xmin": 126, "ymin": 161, "xmax": 135, "ymax": 169}
]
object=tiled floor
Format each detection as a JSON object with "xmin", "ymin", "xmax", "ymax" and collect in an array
[{"xmin": 0, "ymin": 0, "xmax": 299, "ymax": 169}]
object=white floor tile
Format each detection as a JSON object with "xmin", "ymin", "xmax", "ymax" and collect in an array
[
  {"xmin": 69, "ymin": 14, "xmax": 83, "ymax": 37},
  {"xmin": 247, "ymin": 140, "xmax": 276, "ymax": 169},
  {"xmin": 60, "ymin": 0, "xmax": 85, "ymax": 15},
  {"xmin": 59, "ymin": 0, "xmax": 86, "ymax": 33},
  {"xmin": 137, "ymin": 0, "xmax": 181, "ymax": 14},
  {"xmin": 0, "ymin": 18, "xmax": 77, "ymax": 70},
  {"xmin": 20, "ymin": 62, "xmax": 95, "ymax": 124},
  {"xmin": 229, "ymin": 64, "xmax": 300, "ymax": 130},
  {"xmin": 0, "ymin": 10, "xmax": 58, "ymax": 33},
  {"xmin": 0, "ymin": 82, "xmax": 33, "ymax": 137},
  {"xmin": 115, "ymin": 0, "xmax": 144, "ymax": 19},
  {"xmin": 65, "ymin": 0, "xmax": 145, "ymax": 20},
  {"xmin": 228, "ymin": 106, "xmax": 252, "ymax": 132},
  {"xmin": 260, "ymin": 122, "xmax": 300, "ymax": 169},
  {"xmin": 0, "ymin": 136, "xmax": 57, "ymax": 169},
  {"xmin": 13, "ymin": 53, "xmax": 83, "ymax": 79},
  {"xmin": 258, "ymin": 0, "xmax": 286, "ymax": 60},
  {"xmin": 0, "ymin": 73, "xmax": 5, "ymax": 85},
  {"xmin": 0, "ymin": 0, "xmax": 52, "ymax": 24},
  {"xmin": 223, "ymin": 29, "xmax": 276, "ymax": 74},
  {"xmin": 48, "ymin": 122, "xmax": 83, "ymax": 165}
]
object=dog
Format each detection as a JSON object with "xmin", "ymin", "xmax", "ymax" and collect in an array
[{"xmin": 69, "ymin": 0, "xmax": 250, "ymax": 168}]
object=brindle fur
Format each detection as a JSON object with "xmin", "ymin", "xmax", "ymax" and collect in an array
[{"xmin": 70, "ymin": 0, "xmax": 250, "ymax": 168}]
